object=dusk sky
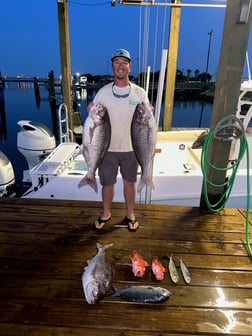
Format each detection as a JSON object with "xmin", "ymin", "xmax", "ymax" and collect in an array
[{"xmin": 1, "ymin": 0, "xmax": 251, "ymax": 79}]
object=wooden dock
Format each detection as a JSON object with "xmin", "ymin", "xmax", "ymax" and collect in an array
[{"xmin": 0, "ymin": 197, "xmax": 252, "ymax": 336}]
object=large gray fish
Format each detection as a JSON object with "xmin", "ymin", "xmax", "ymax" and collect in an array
[
  {"xmin": 82, "ymin": 242, "xmax": 114, "ymax": 304},
  {"xmin": 78, "ymin": 102, "xmax": 111, "ymax": 192},
  {"xmin": 131, "ymin": 102, "xmax": 157, "ymax": 192},
  {"xmin": 110, "ymin": 285, "xmax": 171, "ymax": 303}
]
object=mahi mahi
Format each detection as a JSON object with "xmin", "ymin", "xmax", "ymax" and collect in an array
[
  {"xmin": 81, "ymin": 242, "xmax": 114, "ymax": 304},
  {"xmin": 78, "ymin": 102, "xmax": 111, "ymax": 192},
  {"xmin": 131, "ymin": 102, "xmax": 157, "ymax": 192}
]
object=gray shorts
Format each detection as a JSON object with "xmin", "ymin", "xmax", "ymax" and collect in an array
[{"xmin": 98, "ymin": 151, "xmax": 138, "ymax": 186}]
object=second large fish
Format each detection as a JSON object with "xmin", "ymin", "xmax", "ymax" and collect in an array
[
  {"xmin": 131, "ymin": 102, "xmax": 157, "ymax": 192},
  {"xmin": 78, "ymin": 102, "xmax": 111, "ymax": 192}
]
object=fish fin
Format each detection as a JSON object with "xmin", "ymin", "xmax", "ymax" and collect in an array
[
  {"xmin": 137, "ymin": 177, "xmax": 154, "ymax": 193},
  {"xmin": 85, "ymin": 258, "xmax": 92, "ymax": 266},
  {"xmin": 78, "ymin": 174, "xmax": 98, "ymax": 192}
]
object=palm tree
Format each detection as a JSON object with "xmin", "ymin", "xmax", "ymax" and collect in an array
[
  {"xmin": 194, "ymin": 69, "xmax": 200, "ymax": 81},
  {"xmin": 176, "ymin": 69, "xmax": 185, "ymax": 82},
  {"xmin": 186, "ymin": 69, "xmax": 191, "ymax": 82}
]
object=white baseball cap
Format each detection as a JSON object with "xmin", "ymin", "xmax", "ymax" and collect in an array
[{"xmin": 111, "ymin": 48, "xmax": 131, "ymax": 62}]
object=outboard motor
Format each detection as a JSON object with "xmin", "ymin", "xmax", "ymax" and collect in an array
[
  {"xmin": 0, "ymin": 151, "xmax": 15, "ymax": 196},
  {"xmin": 17, "ymin": 120, "xmax": 56, "ymax": 170}
]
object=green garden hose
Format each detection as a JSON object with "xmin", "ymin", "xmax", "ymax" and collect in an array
[{"xmin": 200, "ymin": 117, "xmax": 251, "ymax": 257}]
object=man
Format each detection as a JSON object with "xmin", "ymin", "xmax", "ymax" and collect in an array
[{"xmin": 91, "ymin": 48, "xmax": 151, "ymax": 231}]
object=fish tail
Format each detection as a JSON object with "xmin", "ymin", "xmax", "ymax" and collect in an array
[
  {"xmin": 137, "ymin": 177, "xmax": 154, "ymax": 193},
  {"xmin": 78, "ymin": 174, "xmax": 98, "ymax": 192},
  {"xmin": 107, "ymin": 286, "xmax": 120, "ymax": 297},
  {"xmin": 106, "ymin": 285, "xmax": 121, "ymax": 297},
  {"xmin": 105, "ymin": 286, "xmax": 115, "ymax": 298},
  {"xmin": 96, "ymin": 242, "xmax": 113, "ymax": 251}
]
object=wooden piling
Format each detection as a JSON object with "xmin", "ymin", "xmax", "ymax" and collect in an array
[
  {"xmin": 200, "ymin": 0, "xmax": 252, "ymax": 208},
  {"xmin": 33, "ymin": 77, "xmax": 40, "ymax": 108}
]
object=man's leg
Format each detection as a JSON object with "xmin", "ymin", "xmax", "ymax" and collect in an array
[
  {"xmin": 94, "ymin": 185, "xmax": 114, "ymax": 229},
  {"xmin": 102, "ymin": 184, "xmax": 114, "ymax": 219},
  {"xmin": 123, "ymin": 178, "xmax": 139, "ymax": 231}
]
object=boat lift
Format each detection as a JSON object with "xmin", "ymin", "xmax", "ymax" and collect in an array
[{"xmin": 112, "ymin": 0, "xmax": 227, "ymax": 8}]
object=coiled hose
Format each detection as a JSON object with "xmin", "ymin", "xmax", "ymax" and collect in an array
[{"xmin": 201, "ymin": 119, "xmax": 251, "ymax": 257}]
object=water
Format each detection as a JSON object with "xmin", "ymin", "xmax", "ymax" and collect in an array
[
  {"xmin": 161, "ymin": 100, "xmax": 212, "ymax": 128},
  {"xmin": 0, "ymin": 85, "xmax": 213, "ymax": 186}
]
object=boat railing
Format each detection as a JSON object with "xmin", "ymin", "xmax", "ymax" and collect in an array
[
  {"xmin": 58, "ymin": 103, "xmax": 73, "ymax": 143},
  {"xmin": 236, "ymin": 83, "xmax": 252, "ymax": 131}
]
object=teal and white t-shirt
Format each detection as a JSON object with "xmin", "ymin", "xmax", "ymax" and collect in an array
[{"xmin": 94, "ymin": 82, "xmax": 149, "ymax": 152}]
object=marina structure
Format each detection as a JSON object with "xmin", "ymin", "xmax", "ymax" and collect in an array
[{"xmin": 0, "ymin": 2, "xmax": 251, "ymax": 335}]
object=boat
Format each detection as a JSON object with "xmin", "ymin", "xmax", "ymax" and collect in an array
[
  {"xmin": 0, "ymin": 150, "xmax": 15, "ymax": 196},
  {"xmin": 17, "ymin": 129, "xmax": 251, "ymax": 208},
  {"xmin": 11, "ymin": 76, "xmax": 250, "ymax": 208}
]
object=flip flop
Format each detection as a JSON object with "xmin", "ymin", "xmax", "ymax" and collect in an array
[
  {"xmin": 93, "ymin": 216, "xmax": 111, "ymax": 231},
  {"xmin": 124, "ymin": 216, "xmax": 139, "ymax": 232}
]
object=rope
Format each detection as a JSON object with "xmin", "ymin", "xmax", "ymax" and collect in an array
[
  {"xmin": 150, "ymin": 6, "xmax": 159, "ymax": 104},
  {"xmin": 201, "ymin": 128, "xmax": 252, "ymax": 257},
  {"xmin": 138, "ymin": 7, "xmax": 142, "ymax": 86},
  {"xmin": 161, "ymin": 0, "xmax": 168, "ymax": 51},
  {"xmin": 142, "ymin": 5, "xmax": 150, "ymax": 89}
]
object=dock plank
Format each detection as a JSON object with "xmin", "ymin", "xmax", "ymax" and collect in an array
[
  {"xmin": 1, "ymin": 299, "xmax": 252, "ymax": 335},
  {"xmin": 0, "ymin": 198, "xmax": 252, "ymax": 335}
]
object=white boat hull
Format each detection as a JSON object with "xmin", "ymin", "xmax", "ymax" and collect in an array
[{"xmin": 22, "ymin": 130, "xmax": 252, "ymax": 209}]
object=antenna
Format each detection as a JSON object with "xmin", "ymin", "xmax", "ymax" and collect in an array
[{"xmin": 246, "ymin": 51, "xmax": 251, "ymax": 81}]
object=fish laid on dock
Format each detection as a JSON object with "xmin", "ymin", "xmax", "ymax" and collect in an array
[
  {"xmin": 110, "ymin": 285, "xmax": 171, "ymax": 303},
  {"xmin": 78, "ymin": 102, "xmax": 111, "ymax": 192},
  {"xmin": 168, "ymin": 255, "xmax": 180, "ymax": 284},
  {"xmin": 131, "ymin": 102, "xmax": 157, "ymax": 192},
  {"xmin": 152, "ymin": 257, "xmax": 166, "ymax": 280},
  {"xmin": 81, "ymin": 242, "xmax": 114, "ymax": 304},
  {"xmin": 129, "ymin": 250, "xmax": 149, "ymax": 277},
  {"xmin": 179, "ymin": 257, "xmax": 191, "ymax": 284}
]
